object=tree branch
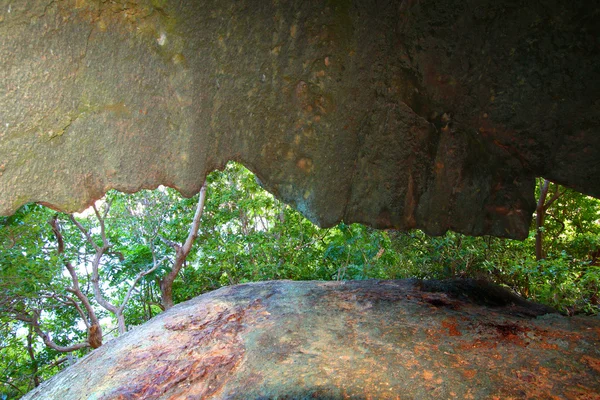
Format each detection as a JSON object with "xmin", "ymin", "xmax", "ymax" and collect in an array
[
  {"xmin": 537, "ymin": 179, "xmax": 550, "ymax": 214},
  {"xmin": 64, "ymin": 295, "xmax": 91, "ymax": 328},
  {"xmin": 92, "ymin": 204, "xmax": 110, "ymax": 248},
  {"xmin": 0, "ymin": 378, "xmax": 24, "ymax": 395},
  {"xmin": 543, "ymin": 183, "xmax": 566, "ymax": 211},
  {"xmin": 181, "ymin": 182, "xmax": 208, "ymax": 256},
  {"xmin": 158, "ymin": 235, "xmax": 179, "ymax": 250},
  {"xmin": 49, "ymin": 216, "xmax": 100, "ymax": 327},
  {"xmin": 547, "ymin": 211, "xmax": 566, "ymax": 236},
  {"xmin": 69, "ymin": 215, "xmax": 100, "ymax": 253},
  {"xmin": 159, "ymin": 181, "xmax": 208, "ymax": 309},
  {"xmin": 17, "ymin": 310, "xmax": 89, "ymax": 353},
  {"xmin": 90, "ymin": 247, "xmax": 118, "ymax": 315},
  {"xmin": 118, "ymin": 262, "xmax": 160, "ymax": 314},
  {"xmin": 45, "ymin": 356, "xmax": 70, "ymax": 370}
]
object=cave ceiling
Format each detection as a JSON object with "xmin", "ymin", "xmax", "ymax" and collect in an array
[{"xmin": 0, "ymin": 0, "xmax": 598, "ymax": 239}]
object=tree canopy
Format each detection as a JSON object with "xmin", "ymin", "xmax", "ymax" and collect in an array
[{"xmin": 1, "ymin": 162, "xmax": 599, "ymax": 398}]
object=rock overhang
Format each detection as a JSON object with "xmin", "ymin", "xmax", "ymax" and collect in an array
[{"xmin": 0, "ymin": 0, "xmax": 598, "ymax": 239}]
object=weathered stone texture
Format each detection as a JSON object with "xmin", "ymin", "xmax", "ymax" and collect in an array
[
  {"xmin": 22, "ymin": 280, "xmax": 600, "ymax": 399},
  {"xmin": 1, "ymin": 0, "xmax": 598, "ymax": 238}
]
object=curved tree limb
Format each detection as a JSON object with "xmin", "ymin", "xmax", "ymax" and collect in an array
[
  {"xmin": 49, "ymin": 216, "xmax": 101, "ymax": 328},
  {"xmin": 16, "ymin": 310, "xmax": 89, "ymax": 353},
  {"xmin": 160, "ymin": 181, "xmax": 208, "ymax": 310}
]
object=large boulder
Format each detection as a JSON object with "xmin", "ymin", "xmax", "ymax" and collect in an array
[
  {"xmin": 23, "ymin": 280, "xmax": 600, "ymax": 399},
  {"xmin": 1, "ymin": 0, "xmax": 599, "ymax": 239}
]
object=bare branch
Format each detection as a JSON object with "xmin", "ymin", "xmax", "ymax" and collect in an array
[
  {"xmin": 92, "ymin": 204, "xmax": 110, "ymax": 249},
  {"xmin": 151, "ymin": 249, "xmax": 169, "ymax": 270},
  {"xmin": 45, "ymin": 356, "xmax": 70, "ymax": 370},
  {"xmin": 65, "ymin": 296, "xmax": 91, "ymax": 328},
  {"xmin": 0, "ymin": 378, "xmax": 24, "ymax": 395},
  {"xmin": 48, "ymin": 215, "xmax": 65, "ymax": 253},
  {"xmin": 18, "ymin": 310, "xmax": 89, "ymax": 353},
  {"xmin": 544, "ymin": 182, "xmax": 565, "ymax": 210},
  {"xmin": 159, "ymin": 181, "xmax": 208, "ymax": 309},
  {"xmin": 118, "ymin": 263, "xmax": 160, "ymax": 314},
  {"xmin": 102, "ymin": 197, "xmax": 113, "ymax": 219},
  {"xmin": 182, "ymin": 182, "xmax": 208, "ymax": 255},
  {"xmin": 49, "ymin": 216, "xmax": 100, "ymax": 326},
  {"xmin": 82, "ymin": 205, "xmax": 118, "ymax": 316},
  {"xmin": 90, "ymin": 247, "xmax": 118, "ymax": 315},
  {"xmin": 158, "ymin": 235, "xmax": 179, "ymax": 250},
  {"xmin": 69, "ymin": 215, "xmax": 100, "ymax": 253}
]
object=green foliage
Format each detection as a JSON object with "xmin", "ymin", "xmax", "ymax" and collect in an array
[
  {"xmin": 1, "ymin": 163, "xmax": 599, "ymax": 398},
  {"xmin": 0, "ymin": 205, "xmax": 92, "ymax": 397}
]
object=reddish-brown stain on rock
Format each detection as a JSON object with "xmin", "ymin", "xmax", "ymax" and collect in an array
[{"xmin": 22, "ymin": 280, "xmax": 600, "ymax": 399}]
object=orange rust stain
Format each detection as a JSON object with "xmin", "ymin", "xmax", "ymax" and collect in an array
[
  {"xmin": 539, "ymin": 342, "xmax": 559, "ymax": 350},
  {"xmin": 462, "ymin": 369, "xmax": 477, "ymax": 380},
  {"xmin": 442, "ymin": 318, "xmax": 462, "ymax": 337},
  {"xmin": 543, "ymin": 328, "xmax": 583, "ymax": 342},
  {"xmin": 581, "ymin": 355, "xmax": 600, "ymax": 374},
  {"xmin": 296, "ymin": 157, "xmax": 313, "ymax": 172},
  {"xmin": 459, "ymin": 339, "xmax": 497, "ymax": 350},
  {"xmin": 412, "ymin": 344, "xmax": 430, "ymax": 355},
  {"xmin": 565, "ymin": 388, "xmax": 599, "ymax": 400},
  {"xmin": 422, "ymin": 370, "xmax": 434, "ymax": 381}
]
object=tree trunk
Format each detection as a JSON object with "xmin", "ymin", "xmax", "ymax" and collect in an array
[
  {"xmin": 535, "ymin": 180, "xmax": 550, "ymax": 260},
  {"xmin": 160, "ymin": 284, "xmax": 175, "ymax": 310},
  {"xmin": 26, "ymin": 326, "xmax": 40, "ymax": 388},
  {"xmin": 535, "ymin": 211, "xmax": 546, "ymax": 261},
  {"xmin": 88, "ymin": 324, "xmax": 103, "ymax": 349},
  {"xmin": 535, "ymin": 180, "xmax": 565, "ymax": 261},
  {"xmin": 160, "ymin": 182, "xmax": 207, "ymax": 310},
  {"xmin": 71, "ymin": 204, "xmax": 158, "ymax": 336},
  {"xmin": 116, "ymin": 313, "xmax": 126, "ymax": 335}
]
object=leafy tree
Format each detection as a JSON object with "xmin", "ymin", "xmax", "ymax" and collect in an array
[
  {"xmin": 102, "ymin": 182, "xmax": 208, "ymax": 311},
  {"xmin": 2, "ymin": 164, "xmax": 599, "ymax": 399},
  {"xmin": 535, "ymin": 179, "xmax": 566, "ymax": 260},
  {"xmin": 0, "ymin": 205, "xmax": 93, "ymax": 395},
  {"xmin": 67, "ymin": 200, "xmax": 158, "ymax": 335}
]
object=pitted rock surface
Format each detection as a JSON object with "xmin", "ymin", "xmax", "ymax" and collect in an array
[{"xmin": 22, "ymin": 280, "xmax": 600, "ymax": 399}]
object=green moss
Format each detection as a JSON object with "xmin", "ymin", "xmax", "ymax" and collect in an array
[{"xmin": 151, "ymin": 0, "xmax": 169, "ymax": 9}]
